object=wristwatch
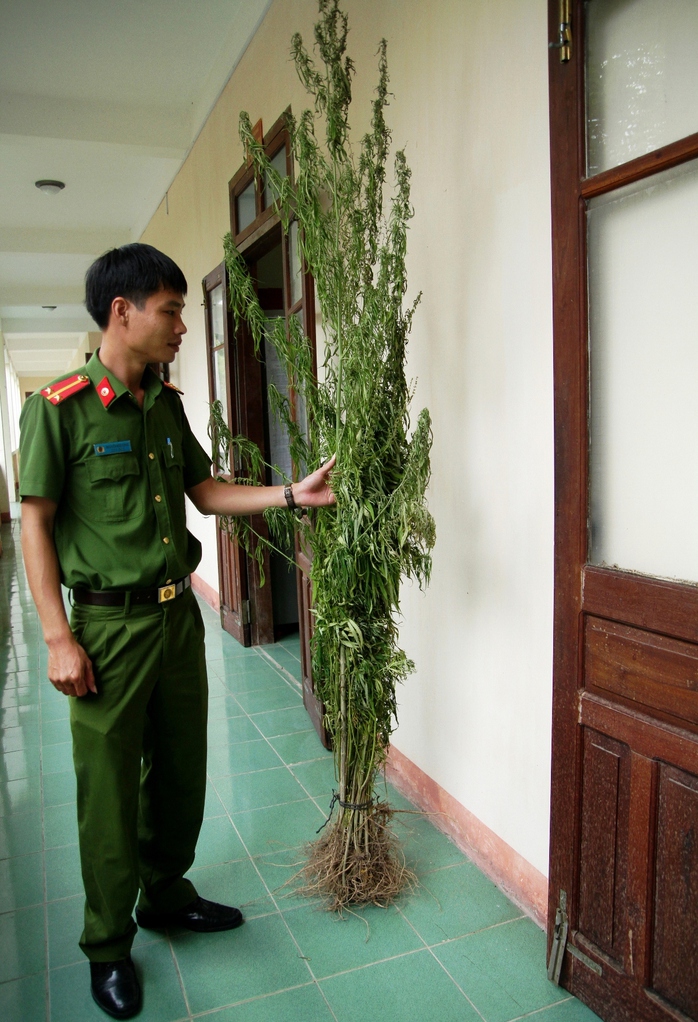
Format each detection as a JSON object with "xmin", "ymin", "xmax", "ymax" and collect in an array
[{"xmin": 284, "ymin": 484, "xmax": 303, "ymax": 517}]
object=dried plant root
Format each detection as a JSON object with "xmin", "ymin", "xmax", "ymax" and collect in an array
[{"xmin": 297, "ymin": 805, "xmax": 417, "ymax": 911}]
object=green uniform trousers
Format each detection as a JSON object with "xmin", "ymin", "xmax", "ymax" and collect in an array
[{"xmin": 69, "ymin": 587, "xmax": 208, "ymax": 962}]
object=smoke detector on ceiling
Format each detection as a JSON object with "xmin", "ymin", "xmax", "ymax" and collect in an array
[{"xmin": 35, "ymin": 180, "xmax": 65, "ymax": 195}]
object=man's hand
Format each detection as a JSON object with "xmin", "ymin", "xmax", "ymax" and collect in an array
[
  {"xmin": 187, "ymin": 455, "xmax": 337, "ymax": 517},
  {"xmin": 292, "ymin": 454, "xmax": 337, "ymax": 508},
  {"xmin": 21, "ymin": 496, "xmax": 98, "ymax": 699},
  {"xmin": 47, "ymin": 634, "xmax": 97, "ymax": 698}
]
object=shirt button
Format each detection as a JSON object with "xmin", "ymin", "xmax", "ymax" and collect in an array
[
  {"xmin": 163, "ymin": 537, "xmax": 170, "ymax": 544},
  {"xmin": 149, "ymin": 452, "xmax": 155, "ymax": 460},
  {"xmin": 166, "ymin": 578, "xmax": 173, "ymax": 584},
  {"xmin": 154, "ymin": 494, "xmax": 162, "ymax": 502}
]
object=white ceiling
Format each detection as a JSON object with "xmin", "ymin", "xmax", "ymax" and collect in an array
[{"xmin": 0, "ymin": 0, "xmax": 272, "ymax": 377}]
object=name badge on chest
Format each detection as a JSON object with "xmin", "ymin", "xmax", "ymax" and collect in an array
[{"xmin": 93, "ymin": 440, "xmax": 133, "ymax": 456}]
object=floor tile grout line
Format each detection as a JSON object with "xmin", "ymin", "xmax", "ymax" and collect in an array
[
  {"xmin": 167, "ymin": 935, "xmax": 195, "ymax": 1022},
  {"xmin": 185, "ymin": 980, "xmax": 323, "ymax": 1019},
  {"xmin": 6, "ymin": 524, "xmax": 53, "ymax": 1021},
  {"xmin": 255, "ymin": 646, "xmax": 303, "ymax": 693},
  {"xmin": 421, "ymin": 939, "xmax": 489, "ymax": 1022},
  {"xmin": 204, "ymin": 746, "xmax": 335, "ymax": 998},
  {"xmin": 185, "ymin": 771, "xmax": 333, "ymax": 1014},
  {"xmin": 205, "ymin": 752, "xmax": 329, "ymax": 782},
  {"xmin": 206, "ymin": 659, "xmax": 331, "ymax": 822},
  {"xmin": 34, "ymin": 575, "xmax": 52, "ymax": 1022},
  {"xmin": 44, "ymin": 935, "xmax": 171, "ymax": 974},
  {"xmin": 306, "ymin": 944, "xmax": 435, "ymax": 984},
  {"xmin": 417, "ymin": 913, "xmax": 530, "ymax": 952},
  {"xmin": 393, "ymin": 900, "xmax": 432, "ymax": 951},
  {"xmin": 506, "ymin": 996, "xmax": 577, "ymax": 1021},
  {"xmin": 286, "ymin": 761, "xmax": 336, "ymax": 819},
  {"xmin": 214, "ymin": 664, "xmax": 331, "ymax": 820},
  {"xmin": 239, "ymin": 848, "xmax": 341, "ymax": 1022},
  {"xmin": 273, "ymin": 903, "xmax": 341, "ymax": 1021}
]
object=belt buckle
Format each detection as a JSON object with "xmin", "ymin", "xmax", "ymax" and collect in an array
[{"xmin": 158, "ymin": 584, "xmax": 177, "ymax": 603}]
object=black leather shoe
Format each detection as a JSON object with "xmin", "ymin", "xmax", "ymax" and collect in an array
[
  {"xmin": 135, "ymin": 896, "xmax": 244, "ymax": 933},
  {"xmin": 90, "ymin": 957, "xmax": 141, "ymax": 1019}
]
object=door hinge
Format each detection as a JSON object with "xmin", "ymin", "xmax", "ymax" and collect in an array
[
  {"xmin": 549, "ymin": 0, "xmax": 572, "ymax": 63},
  {"xmin": 241, "ymin": 599, "xmax": 251, "ymax": 625},
  {"xmin": 548, "ymin": 890, "xmax": 603, "ymax": 985}
]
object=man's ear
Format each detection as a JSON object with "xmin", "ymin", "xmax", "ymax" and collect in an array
[{"xmin": 111, "ymin": 296, "xmax": 130, "ymax": 327}]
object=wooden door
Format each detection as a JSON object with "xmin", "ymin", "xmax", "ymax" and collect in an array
[
  {"xmin": 548, "ymin": 4, "xmax": 698, "ymax": 1020},
  {"xmin": 203, "ymin": 263, "xmax": 250, "ymax": 645},
  {"xmin": 228, "ymin": 112, "xmax": 327, "ymax": 739}
]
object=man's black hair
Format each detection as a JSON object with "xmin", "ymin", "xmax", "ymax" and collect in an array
[{"xmin": 85, "ymin": 243, "xmax": 188, "ymax": 329}]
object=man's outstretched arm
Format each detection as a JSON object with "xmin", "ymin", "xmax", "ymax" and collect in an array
[
  {"xmin": 21, "ymin": 497, "xmax": 96, "ymax": 698},
  {"xmin": 187, "ymin": 454, "xmax": 336, "ymax": 517}
]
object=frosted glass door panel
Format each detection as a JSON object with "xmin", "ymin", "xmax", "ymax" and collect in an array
[
  {"xmin": 588, "ymin": 160, "xmax": 698, "ymax": 582},
  {"xmin": 210, "ymin": 284, "xmax": 225, "ymax": 347},
  {"xmin": 262, "ymin": 316, "xmax": 292, "ymax": 487},
  {"xmin": 586, "ymin": 0, "xmax": 698, "ymax": 176},
  {"xmin": 209, "ymin": 283, "xmax": 229, "ymax": 426}
]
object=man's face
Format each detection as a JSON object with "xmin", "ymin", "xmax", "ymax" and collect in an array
[{"xmin": 122, "ymin": 288, "xmax": 187, "ymax": 364}]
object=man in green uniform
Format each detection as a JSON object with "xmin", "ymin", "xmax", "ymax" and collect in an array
[{"xmin": 19, "ymin": 243, "xmax": 335, "ymax": 1019}]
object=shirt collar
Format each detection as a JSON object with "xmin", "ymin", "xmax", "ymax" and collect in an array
[{"xmin": 85, "ymin": 350, "xmax": 163, "ymax": 410}]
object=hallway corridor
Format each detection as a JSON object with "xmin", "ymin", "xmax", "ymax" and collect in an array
[{"xmin": 0, "ymin": 516, "xmax": 598, "ymax": 1022}]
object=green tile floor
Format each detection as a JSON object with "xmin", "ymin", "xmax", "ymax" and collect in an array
[{"xmin": 0, "ymin": 516, "xmax": 601, "ymax": 1022}]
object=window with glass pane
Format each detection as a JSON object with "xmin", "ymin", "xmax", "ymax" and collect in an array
[
  {"xmin": 588, "ymin": 158, "xmax": 698, "ymax": 581},
  {"xmin": 263, "ymin": 146, "xmax": 288, "ymax": 208},
  {"xmin": 293, "ymin": 309, "xmax": 309, "ymax": 475},
  {"xmin": 209, "ymin": 283, "xmax": 229, "ymax": 426},
  {"xmin": 236, "ymin": 179, "xmax": 256, "ymax": 233},
  {"xmin": 586, "ymin": 0, "xmax": 698, "ymax": 176},
  {"xmin": 262, "ymin": 314, "xmax": 293, "ymax": 486},
  {"xmin": 288, "ymin": 220, "xmax": 303, "ymax": 307}
]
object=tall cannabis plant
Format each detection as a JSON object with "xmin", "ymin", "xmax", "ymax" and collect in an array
[{"xmin": 214, "ymin": 0, "xmax": 435, "ymax": 907}]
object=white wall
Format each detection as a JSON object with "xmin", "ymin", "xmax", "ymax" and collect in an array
[
  {"xmin": 1, "ymin": 332, "xmax": 22, "ymax": 508},
  {"xmin": 0, "ymin": 337, "xmax": 12, "ymax": 516},
  {"xmin": 141, "ymin": 0, "xmax": 554, "ymax": 878}
]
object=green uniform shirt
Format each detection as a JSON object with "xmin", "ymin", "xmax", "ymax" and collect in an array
[{"xmin": 19, "ymin": 351, "xmax": 212, "ymax": 590}]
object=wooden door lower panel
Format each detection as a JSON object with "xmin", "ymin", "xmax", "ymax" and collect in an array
[
  {"xmin": 652, "ymin": 765, "xmax": 698, "ymax": 1020},
  {"xmin": 296, "ymin": 541, "xmax": 330, "ymax": 750},
  {"xmin": 565, "ymin": 693, "xmax": 698, "ymax": 1022},
  {"xmin": 216, "ymin": 523, "xmax": 250, "ymax": 646}
]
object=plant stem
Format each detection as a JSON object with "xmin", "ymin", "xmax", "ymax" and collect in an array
[
  {"xmin": 339, "ymin": 645, "xmax": 347, "ymax": 805},
  {"xmin": 332, "ymin": 152, "xmax": 344, "ymax": 457}
]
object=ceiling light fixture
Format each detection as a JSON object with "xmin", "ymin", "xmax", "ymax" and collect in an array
[{"xmin": 35, "ymin": 179, "xmax": 65, "ymax": 195}]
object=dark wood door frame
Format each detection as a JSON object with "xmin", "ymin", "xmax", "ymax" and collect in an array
[
  {"xmin": 203, "ymin": 261, "xmax": 251, "ymax": 646},
  {"xmin": 548, "ymin": 0, "xmax": 589, "ymax": 957},
  {"xmin": 227, "ymin": 110, "xmax": 328, "ymax": 743},
  {"xmin": 548, "ymin": 2, "xmax": 698, "ymax": 1018}
]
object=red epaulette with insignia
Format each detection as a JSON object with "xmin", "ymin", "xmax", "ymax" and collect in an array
[
  {"xmin": 41, "ymin": 374, "xmax": 90, "ymax": 405},
  {"xmin": 163, "ymin": 380, "xmax": 184, "ymax": 394}
]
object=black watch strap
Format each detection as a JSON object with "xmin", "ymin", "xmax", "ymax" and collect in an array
[{"xmin": 284, "ymin": 484, "xmax": 299, "ymax": 512}]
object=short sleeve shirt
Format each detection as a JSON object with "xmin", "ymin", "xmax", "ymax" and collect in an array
[{"xmin": 19, "ymin": 351, "xmax": 212, "ymax": 590}]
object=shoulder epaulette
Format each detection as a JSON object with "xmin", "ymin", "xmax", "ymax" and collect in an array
[
  {"xmin": 163, "ymin": 380, "xmax": 184, "ymax": 394},
  {"xmin": 41, "ymin": 374, "xmax": 90, "ymax": 405}
]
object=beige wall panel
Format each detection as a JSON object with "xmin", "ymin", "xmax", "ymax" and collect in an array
[{"xmin": 19, "ymin": 375, "xmax": 55, "ymax": 401}]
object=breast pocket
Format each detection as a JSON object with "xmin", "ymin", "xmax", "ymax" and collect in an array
[
  {"xmin": 162, "ymin": 441, "xmax": 187, "ymax": 529},
  {"xmin": 74, "ymin": 453, "xmax": 144, "ymax": 523}
]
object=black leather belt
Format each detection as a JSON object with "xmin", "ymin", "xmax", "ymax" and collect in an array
[{"xmin": 72, "ymin": 576, "xmax": 191, "ymax": 607}]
